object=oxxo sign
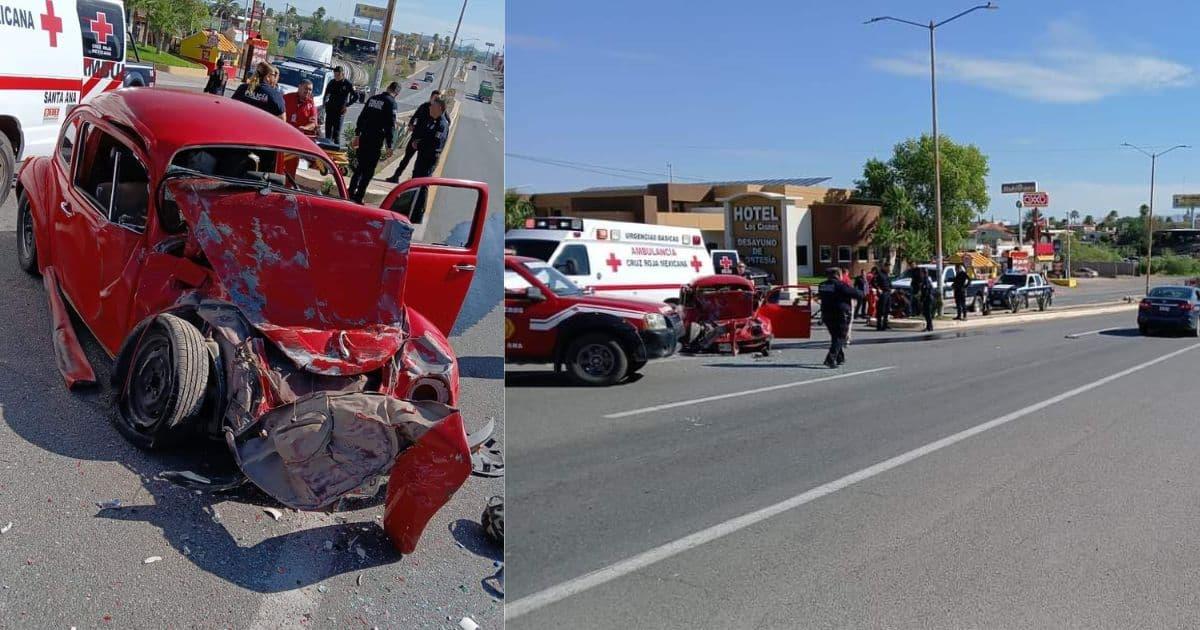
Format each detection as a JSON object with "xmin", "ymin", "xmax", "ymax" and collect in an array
[
  {"xmin": 1021, "ymin": 191, "xmax": 1049, "ymax": 208},
  {"xmin": 728, "ymin": 195, "xmax": 785, "ymax": 283}
]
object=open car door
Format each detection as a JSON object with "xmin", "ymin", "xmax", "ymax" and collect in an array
[
  {"xmin": 380, "ymin": 177, "xmax": 488, "ymax": 336},
  {"xmin": 758, "ymin": 285, "xmax": 812, "ymax": 339}
]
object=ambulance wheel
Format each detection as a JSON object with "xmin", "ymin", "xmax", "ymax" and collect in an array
[
  {"xmin": 0, "ymin": 133, "xmax": 13, "ymax": 208},
  {"xmin": 565, "ymin": 333, "xmax": 628, "ymax": 386},
  {"xmin": 16, "ymin": 192, "xmax": 38, "ymax": 275},
  {"xmin": 114, "ymin": 314, "xmax": 210, "ymax": 449}
]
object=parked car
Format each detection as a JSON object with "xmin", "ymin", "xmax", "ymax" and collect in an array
[
  {"xmin": 1075, "ymin": 267, "xmax": 1100, "ymax": 278},
  {"xmin": 893, "ymin": 264, "xmax": 989, "ymax": 313},
  {"xmin": 13, "ymin": 89, "xmax": 491, "ymax": 554},
  {"xmin": 1138, "ymin": 286, "xmax": 1200, "ymax": 336},
  {"xmin": 410, "ymin": 81, "xmax": 420, "ymax": 89},
  {"xmin": 989, "ymin": 272, "xmax": 1054, "ymax": 312}
]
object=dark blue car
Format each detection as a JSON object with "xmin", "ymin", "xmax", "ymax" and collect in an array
[{"xmin": 1138, "ymin": 285, "xmax": 1200, "ymax": 336}]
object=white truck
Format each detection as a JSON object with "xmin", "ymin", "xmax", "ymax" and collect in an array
[{"xmin": 275, "ymin": 40, "xmax": 335, "ymax": 110}]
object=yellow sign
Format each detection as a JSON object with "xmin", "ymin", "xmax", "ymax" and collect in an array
[{"xmin": 504, "ymin": 318, "xmax": 515, "ymax": 340}]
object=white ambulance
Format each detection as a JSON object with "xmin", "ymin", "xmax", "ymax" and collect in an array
[
  {"xmin": 0, "ymin": 0, "xmax": 142, "ymax": 204},
  {"xmin": 505, "ymin": 217, "xmax": 715, "ymax": 304}
]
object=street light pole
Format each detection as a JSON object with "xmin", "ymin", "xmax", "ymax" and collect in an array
[
  {"xmin": 437, "ymin": 0, "xmax": 469, "ymax": 93},
  {"xmin": 1122, "ymin": 143, "xmax": 1190, "ymax": 294},
  {"xmin": 866, "ymin": 3, "xmax": 997, "ymax": 315}
]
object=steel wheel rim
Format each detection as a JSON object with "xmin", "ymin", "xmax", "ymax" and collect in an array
[
  {"xmin": 578, "ymin": 343, "xmax": 615, "ymax": 376},
  {"xmin": 128, "ymin": 336, "xmax": 174, "ymax": 430},
  {"xmin": 18, "ymin": 201, "xmax": 32, "ymax": 260}
]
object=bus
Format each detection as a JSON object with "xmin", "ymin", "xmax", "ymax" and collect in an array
[{"xmin": 337, "ymin": 36, "xmax": 379, "ymax": 60}]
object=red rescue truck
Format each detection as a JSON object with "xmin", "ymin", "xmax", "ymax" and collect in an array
[{"xmin": 505, "ymin": 254, "xmax": 679, "ymax": 385}]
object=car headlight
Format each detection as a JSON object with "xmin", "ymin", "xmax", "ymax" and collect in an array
[{"xmin": 644, "ymin": 313, "xmax": 668, "ymax": 330}]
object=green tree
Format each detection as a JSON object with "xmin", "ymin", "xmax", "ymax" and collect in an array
[
  {"xmin": 855, "ymin": 134, "xmax": 989, "ymax": 270},
  {"xmin": 505, "ymin": 191, "xmax": 535, "ymax": 230},
  {"xmin": 313, "ymin": 6, "xmax": 326, "ymax": 20},
  {"xmin": 1104, "ymin": 210, "xmax": 1119, "ymax": 226}
]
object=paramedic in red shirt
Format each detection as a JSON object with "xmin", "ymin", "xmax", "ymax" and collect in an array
[{"xmin": 284, "ymin": 79, "xmax": 319, "ymax": 137}]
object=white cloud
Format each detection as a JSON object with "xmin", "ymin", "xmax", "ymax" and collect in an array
[{"xmin": 873, "ymin": 20, "xmax": 1193, "ymax": 103}]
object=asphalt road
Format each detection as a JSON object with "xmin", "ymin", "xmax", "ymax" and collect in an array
[
  {"xmin": 0, "ymin": 69, "xmax": 504, "ymax": 626},
  {"xmin": 506, "ymin": 307, "xmax": 1200, "ymax": 628}
]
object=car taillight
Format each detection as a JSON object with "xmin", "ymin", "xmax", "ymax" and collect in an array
[
  {"xmin": 1182, "ymin": 302, "xmax": 1194, "ymax": 311},
  {"xmin": 1139, "ymin": 300, "xmax": 1152, "ymax": 310}
]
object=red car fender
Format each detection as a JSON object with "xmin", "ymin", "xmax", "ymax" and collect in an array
[
  {"xmin": 383, "ymin": 410, "xmax": 470, "ymax": 554},
  {"xmin": 403, "ymin": 307, "xmax": 462, "ymax": 404},
  {"xmin": 16, "ymin": 158, "xmax": 57, "ymax": 273}
]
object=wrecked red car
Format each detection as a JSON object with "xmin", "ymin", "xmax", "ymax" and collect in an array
[
  {"xmin": 13, "ymin": 89, "xmax": 489, "ymax": 553},
  {"xmin": 678, "ymin": 275, "xmax": 812, "ymax": 355}
]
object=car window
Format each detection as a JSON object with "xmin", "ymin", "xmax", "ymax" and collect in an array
[
  {"xmin": 171, "ymin": 147, "xmax": 344, "ymax": 199},
  {"xmin": 504, "ymin": 269, "xmax": 531, "ymax": 294},
  {"xmin": 553, "ymin": 244, "xmax": 590, "ymax": 276},
  {"xmin": 57, "ymin": 118, "xmax": 79, "ymax": 168},
  {"xmin": 72, "ymin": 124, "xmax": 150, "ymax": 231}
]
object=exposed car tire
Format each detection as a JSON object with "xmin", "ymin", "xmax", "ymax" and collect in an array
[
  {"xmin": 0, "ymin": 133, "xmax": 14, "ymax": 208},
  {"xmin": 16, "ymin": 192, "xmax": 38, "ymax": 275},
  {"xmin": 565, "ymin": 333, "xmax": 628, "ymax": 386},
  {"xmin": 114, "ymin": 314, "xmax": 210, "ymax": 449}
]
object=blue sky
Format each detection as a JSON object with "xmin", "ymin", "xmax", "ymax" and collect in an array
[
  {"xmin": 507, "ymin": 0, "xmax": 1200, "ymax": 221},
  {"xmin": 261, "ymin": 0, "xmax": 503, "ymax": 50}
]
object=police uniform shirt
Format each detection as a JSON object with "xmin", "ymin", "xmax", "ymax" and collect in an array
[
  {"xmin": 325, "ymin": 78, "xmax": 358, "ymax": 110},
  {"xmin": 356, "ymin": 93, "xmax": 397, "ymax": 148},
  {"xmin": 412, "ymin": 114, "xmax": 449, "ymax": 155},
  {"xmin": 232, "ymin": 82, "xmax": 286, "ymax": 116}
]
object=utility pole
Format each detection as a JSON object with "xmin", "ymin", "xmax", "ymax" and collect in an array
[
  {"xmin": 867, "ymin": 3, "xmax": 997, "ymax": 316},
  {"xmin": 369, "ymin": 0, "xmax": 400, "ymax": 92},
  {"xmin": 1123, "ymin": 143, "xmax": 1190, "ymax": 294},
  {"xmin": 667, "ymin": 162, "xmax": 673, "ymax": 183},
  {"xmin": 437, "ymin": 0, "xmax": 468, "ymax": 93}
]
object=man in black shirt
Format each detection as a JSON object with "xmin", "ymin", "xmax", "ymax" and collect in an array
[
  {"xmin": 404, "ymin": 97, "xmax": 450, "ymax": 222},
  {"xmin": 818, "ymin": 268, "xmax": 863, "ymax": 368},
  {"xmin": 384, "ymin": 90, "xmax": 448, "ymax": 183},
  {"xmin": 347, "ymin": 82, "xmax": 399, "ymax": 204},
  {"xmin": 323, "ymin": 66, "xmax": 359, "ymax": 143},
  {"xmin": 952, "ymin": 263, "xmax": 970, "ymax": 320},
  {"xmin": 873, "ymin": 267, "xmax": 893, "ymax": 330}
]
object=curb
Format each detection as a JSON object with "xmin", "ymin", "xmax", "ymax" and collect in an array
[{"xmin": 870, "ymin": 301, "xmax": 1136, "ymax": 333}]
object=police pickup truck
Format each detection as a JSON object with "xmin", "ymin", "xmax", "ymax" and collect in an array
[
  {"xmin": 988, "ymin": 271, "xmax": 1054, "ymax": 313},
  {"xmin": 893, "ymin": 264, "xmax": 989, "ymax": 313}
]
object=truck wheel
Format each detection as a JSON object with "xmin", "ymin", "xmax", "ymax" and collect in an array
[
  {"xmin": 565, "ymin": 333, "xmax": 628, "ymax": 386},
  {"xmin": 114, "ymin": 314, "xmax": 210, "ymax": 449},
  {"xmin": 16, "ymin": 192, "xmax": 38, "ymax": 275},
  {"xmin": 0, "ymin": 133, "xmax": 14, "ymax": 208}
]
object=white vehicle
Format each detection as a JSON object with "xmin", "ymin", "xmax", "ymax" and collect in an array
[
  {"xmin": 293, "ymin": 39, "xmax": 333, "ymax": 66},
  {"xmin": 506, "ymin": 217, "xmax": 714, "ymax": 304},
  {"xmin": 275, "ymin": 58, "xmax": 333, "ymax": 109},
  {"xmin": 0, "ymin": 0, "xmax": 143, "ymax": 204}
]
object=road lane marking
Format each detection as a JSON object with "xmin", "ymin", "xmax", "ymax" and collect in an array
[
  {"xmin": 603, "ymin": 366, "xmax": 895, "ymax": 419},
  {"xmin": 1066, "ymin": 327, "xmax": 1122, "ymax": 339},
  {"xmin": 509, "ymin": 342, "xmax": 1200, "ymax": 619}
]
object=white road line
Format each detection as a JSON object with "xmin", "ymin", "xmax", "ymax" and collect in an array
[
  {"xmin": 603, "ymin": 366, "xmax": 895, "ymax": 419},
  {"xmin": 508, "ymin": 342, "xmax": 1200, "ymax": 619},
  {"xmin": 1065, "ymin": 327, "xmax": 1122, "ymax": 339}
]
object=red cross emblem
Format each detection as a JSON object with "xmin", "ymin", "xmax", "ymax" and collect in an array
[
  {"xmin": 89, "ymin": 11, "xmax": 114, "ymax": 44},
  {"xmin": 718, "ymin": 255, "xmax": 733, "ymax": 272},
  {"xmin": 40, "ymin": 0, "xmax": 63, "ymax": 48},
  {"xmin": 605, "ymin": 252, "xmax": 622, "ymax": 273},
  {"xmin": 690, "ymin": 255, "xmax": 703, "ymax": 273}
]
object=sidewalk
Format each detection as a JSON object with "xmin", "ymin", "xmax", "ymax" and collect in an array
[{"xmin": 860, "ymin": 299, "xmax": 1137, "ymax": 333}]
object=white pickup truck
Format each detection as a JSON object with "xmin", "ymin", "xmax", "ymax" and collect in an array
[{"xmin": 893, "ymin": 264, "xmax": 990, "ymax": 313}]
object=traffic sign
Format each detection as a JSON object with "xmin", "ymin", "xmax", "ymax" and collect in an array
[
  {"xmin": 1022, "ymin": 191, "xmax": 1049, "ymax": 207},
  {"xmin": 1174, "ymin": 194, "xmax": 1200, "ymax": 208},
  {"xmin": 1002, "ymin": 181, "xmax": 1038, "ymax": 194}
]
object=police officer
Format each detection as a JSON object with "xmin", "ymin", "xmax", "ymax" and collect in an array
[
  {"xmin": 404, "ymin": 97, "xmax": 449, "ymax": 222},
  {"xmin": 952, "ymin": 263, "xmax": 970, "ymax": 320},
  {"xmin": 385, "ymin": 90, "xmax": 448, "ymax": 183},
  {"xmin": 818, "ymin": 267, "xmax": 862, "ymax": 368},
  {"xmin": 873, "ymin": 266, "xmax": 893, "ymax": 330},
  {"xmin": 323, "ymin": 66, "xmax": 359, "ymax": 143},
  {"xmin": 347, "ymin": 82, "xmax": 399, "ymax": 204},
  {"xmin": 916, "ymin": 267, "xmax": 936, "ymax": 331}
]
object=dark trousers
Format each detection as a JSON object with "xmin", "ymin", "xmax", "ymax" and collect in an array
[
  {"xmin": 922, "ymin": 297, "xmax": 935, "ymax": 330},
  {"xmin": 325, "ymin": 110, "xmax": 345, "ymax": 143},
  {"xmin": 389, "ymin": 140, "xmax": 419, "ymax": 179},
  {"xmin": 854, "ymin": 296, "xmax": 867, "ymax": 319},
  {"xmin": 876, "ymin": 293, "xmax": 891, "ymax": 329},
  {"xmin": 348, "ymin": 139, "xmax": 383, "ymax": 203},
  {"xmin": 954, "ymin": 290, "xmax": 967, "ymax": 319},
  {"xmin": 824, "ymin": 318, "xmax": 848, "ymax": 365}
]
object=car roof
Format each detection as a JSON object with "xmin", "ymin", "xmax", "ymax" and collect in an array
[
  {"xmin": 1151, "ymin": 285, "xmax": 1196, "ymax": 291},
  {"xmin": 83, "ymin": 89, "xmax": 327, "ymax": 171}
]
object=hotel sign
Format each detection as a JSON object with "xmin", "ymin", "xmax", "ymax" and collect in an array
[{"xmin": 727, "ymin": 194, "xmax": 785, "ymax": 283}]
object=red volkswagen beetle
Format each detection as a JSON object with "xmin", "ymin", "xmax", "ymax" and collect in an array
[
  {"xmin": 13, "ymin": 89, "xmax": 489, "ymax": 553},
  {"xmin": 678, "ymin": 275, "xmax": 813, "ymax": 355}
]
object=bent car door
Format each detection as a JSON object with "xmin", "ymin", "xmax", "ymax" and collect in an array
[
  {"xmin": 380, "ymin": 177, "xmax": 488, "ymax": 336},
  {"xmin": 758, "ymin": 285, "xmax": 813, "ymax": 338}
]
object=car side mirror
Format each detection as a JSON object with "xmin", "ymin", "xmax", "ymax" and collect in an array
[{"xmin": 525, "ymin": 286, "xmax": 546, "ymax": 301}]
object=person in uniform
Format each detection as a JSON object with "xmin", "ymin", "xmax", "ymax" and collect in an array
[
  {"xmin": 873, "ymin": 267, "xmax": 893, "ymax": 330},
  {"xmin": 231, "ymin": 62, "xmax": 285, "ymax": 119},
  {"xmin": 347, "ymin": 82, "xmax": 400, "ymax": 204},
  {"xmin": 385, "ymin": 90, "xmax": 448, "ymax": 183},
  {"xmin": 403, "ymin": 97, "xmax": 449, "ymax": 222},
  {"xmin": 818, "ymin": 268, "xmax": 862, "ymax": 368},
  {"xmin": 952, "ymin": 263, "xmax": 970, "ymax": 320},
  {"xmin": 916, "ymin": 267, "xmax": 936, "ymax": 331},
  {"xmin": 323, "ymin": 66, "xmax": 359, "ymax": 143}
]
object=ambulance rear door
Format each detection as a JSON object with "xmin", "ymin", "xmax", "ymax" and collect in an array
[{"xmin": 77, "ymin": 0, "xmax": 128, "ymax": 102}]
